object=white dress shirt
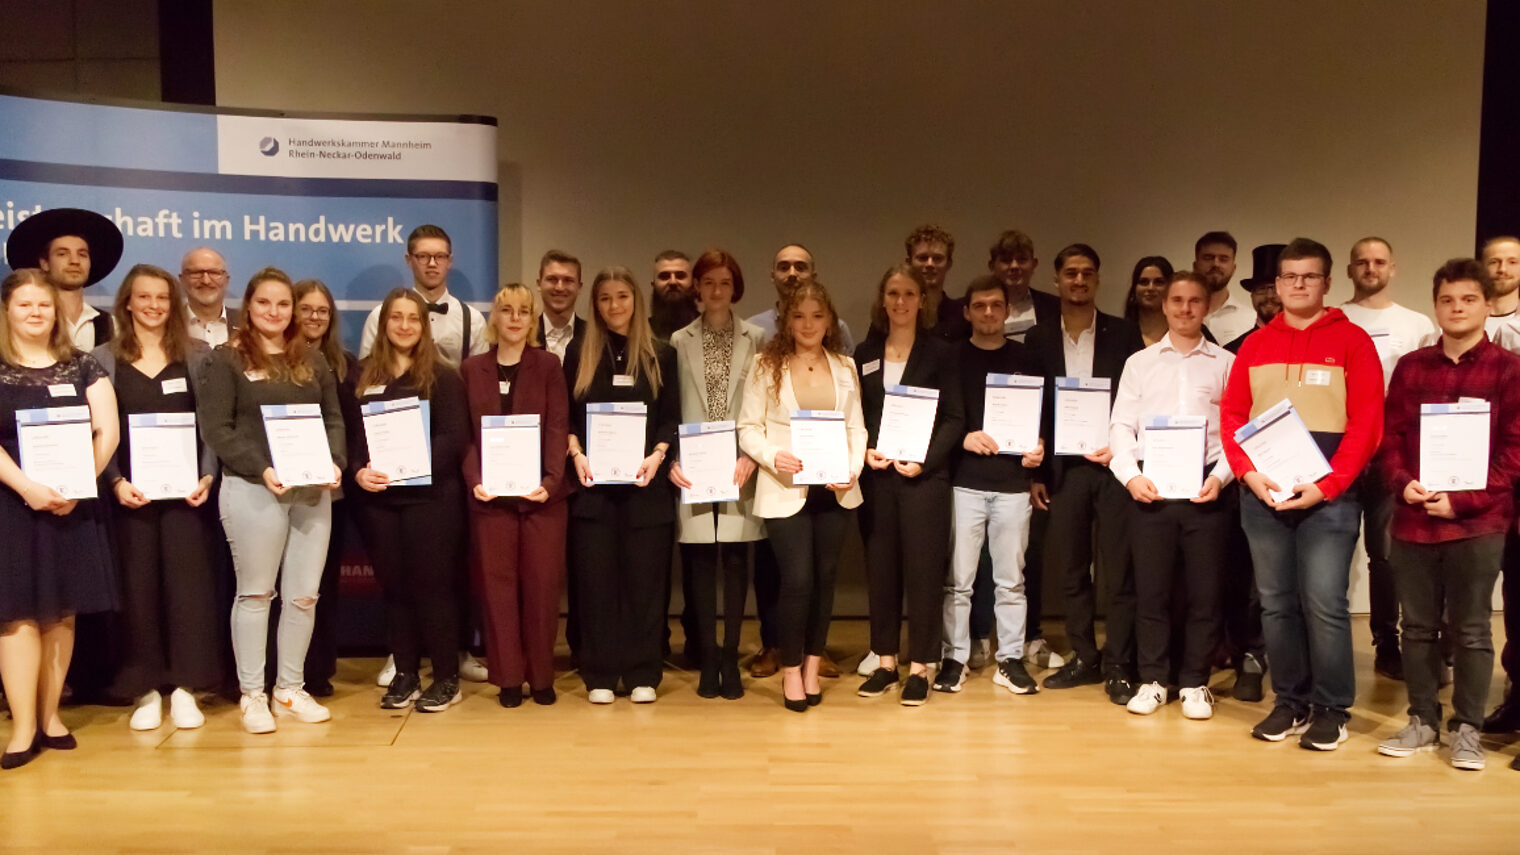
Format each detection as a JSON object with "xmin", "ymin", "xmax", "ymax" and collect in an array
[
  {"xmin": 1108, "ymin": 331, "xmax": 1235, "ymax": 490},
  {"xmin": 66, "ymin": 302, "xmax": 106, "ymax": 350},
  {"xmin": 1339, "ymin": 301, "xmax": 1437, "ymax": 390},
  {"xmin": 1061, "ymin": 314, "xmax": 1096, "ymax": 378},
  {"xmin": 187, "ymin": 307, "xmax": 231, "ymax": 347},
  {"xmin": 360, "ymin": 287, "xmax": 487, "ymax": 364},
  {"xmin": 1203, "ymin": 290, "xmax": 1255, "ymax": 345},
  {"xmin": 543, "ymin": 315, "xmax": 577, "ymax": 364}
]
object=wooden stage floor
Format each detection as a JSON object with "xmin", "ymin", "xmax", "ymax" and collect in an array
[{"xmin": 2, "ymin": 617, "xmax": 1518, "ymax": 854}]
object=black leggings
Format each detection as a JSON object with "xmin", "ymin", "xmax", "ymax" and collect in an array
[
  {"xmin": 680, "ymin": 542, "xmax": 750, "ymax": 661},
  {"xmin": 767, "ymin": 489, "xmax": 853, "ymax": 668},
  {"xmin": 356, "ymin": 496, "xmax": 463, "ymax": 681}
]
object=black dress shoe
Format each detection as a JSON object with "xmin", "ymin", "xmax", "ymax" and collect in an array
[
  {"xmin": 1373, "ymin": 644, "xmax": 1405, "ymax": 681},
  {"xmin": 1043, "ymin": 656, "xmax": 1103, "ymax": 690},
  {"xmin": 498, "ymin": 686, "xmax": 524, "ymax": 708},
  {"xmin": 1232, "ymin": 653, "xmax": 1266, "ymax": 703},
  {"xmin": 719, "ymin": 654, "xmax": 744, "ymax": 701},
  {"xmin": 37, "ymin": 730, "xmax": 76, "ymax": 751},
  {"xmin": 2, "ymin": 735, "xmax": 41, "ymax": 770},
  {"xmin": 806, "ymin": 692, "xmax": 822, "ymax": 707},
  {"xmin": 1104, "ymin": 670, "xmax": 1137, "ymax": 705},
  {"xmin": 783, "ymin": 695, "xmax": 808, "ymax": 713},
  {"xmin": 1483, "ymin": 697, "xmax": 1520, "ymax": 734},
  {"xmin": 530, "ymin": 687, "xmax": 557, "ymax": 706},
  {"xmin": 697, "ymin": 663, "xmax": 722, "ymax": 699}
]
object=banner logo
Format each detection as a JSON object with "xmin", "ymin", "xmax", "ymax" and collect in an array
[{"xmin": 258, "ymin": 137, "xmax": 280, "ymax": 157}]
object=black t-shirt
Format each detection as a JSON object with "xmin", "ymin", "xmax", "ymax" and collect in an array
[
  {"xmin": 953, "ymin": 339, "xmax": 1033, "ymax": 493},
  {"xmin": 496, "ymin": 361, "xmax": 520, "ymax": 412}
]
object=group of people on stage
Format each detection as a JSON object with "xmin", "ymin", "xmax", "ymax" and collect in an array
[{"xmin": 5, "ymin": 207, "xmax": 1520, "ymax": 776}]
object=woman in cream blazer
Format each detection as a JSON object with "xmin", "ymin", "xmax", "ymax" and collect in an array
[
  {"xmin": 668, "ymin": 250, "xmax": 766, "ymax": 699},
  {"xmin": 737, "ymin": 281, "xmax": 865, "ymax": 712}
]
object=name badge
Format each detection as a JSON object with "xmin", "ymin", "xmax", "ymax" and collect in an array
[
  {"xmin": 498, "ymin": 380, "xmax": 511, "ymax": 395},
  {"xmin": 612, "ymin": 374, "xmax": 635, "ymax": 387},
  {"xmin": 1303, "ymin": 368, "xmax": 1332, "ymax": 386},
  {"xmin": 244, "ymin": 369, "xmax": 268, "ymax": 382},
  {"xmin": 363, "ymin": 385, "xmax": 387, "ymax": 397},
  {"xmin": 161, "ymin": 377, "xmax": 188, "ymax": 395},
  {"xmin": 47, "ymin": 383, "xmax": 74, "ymax": 397},
  {"xmin": 861, "ymin": 359, "xmax": 881, "ymax": 376}
]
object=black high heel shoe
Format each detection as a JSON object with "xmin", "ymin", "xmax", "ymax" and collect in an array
[
  {"xmin": 37, "ymin": 730, "xmax": 76, "ymax": 751},
  {"xmin": 2, "ymin": 735, "xmax": 41, "ymax": 770},
  {"xmin": 783, "ymin": 695, "xmax": 808, "ymax": 713},
  {"xmin": 806, "ymin": 692, "xmax": 822, "ymax": 707}
]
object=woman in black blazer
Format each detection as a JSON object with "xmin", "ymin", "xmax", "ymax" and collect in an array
[
  {"xmin": 564, "ymin": 267, "xmax": 680, "ymax": 704},
  {"xmin": 853, "ymin": 264, "xmax": 964, "ymax": 706}
]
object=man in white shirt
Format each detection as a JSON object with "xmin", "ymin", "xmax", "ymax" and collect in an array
[
  {"xmin": 1338, "ymin": 237, "xmax": 1436, "ymax": 680},
  {"xmin": 180, "ymin": 247, "xmax": 233, "ymax": 346},
  {"xmin": 1482, "ymin": 236, "xmax": 1520, "ymax": 335},
  {"xmin": 1109, "ymin": 271, "xmax": 1234, "ymax": 720},
  {"xmin": 1197, "ymin": 231, "xmax": 1255, "ymax": 344},
  {"xmin": 360, "ymin": 224, "xmax": 488, "ymax": 364},
  {"xmin": 4, "ymin": 207, "xmax": 123, "ymax": 349},
  {"xmin": 536, "ymin": 249, "xmax": 585, "ymax": 365},
  {"xmin": 746, "ymin": 244, "xmax": 855, "ymax": 352}
]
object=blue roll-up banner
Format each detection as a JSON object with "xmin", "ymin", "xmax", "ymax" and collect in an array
[{"xmin": 0, "ymin": 91, "xmax": 499, "ymax": 354}]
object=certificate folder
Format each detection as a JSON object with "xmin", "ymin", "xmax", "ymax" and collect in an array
[
  {"xmin": 16, "ymin": 405, "xmax": 96, "ymax": 499},
  {"xmin": 876, "ymin": 384, "xmax": 939, "ymax": 464},
  {"xmin": 481, "ymin": 414, "xmax": 541, "ymax": 497},
  {"xmin": 586, "ymin": 401, "xmax": 648, "ymax": 484},
  {"xmin": 360, "ymin": 396, "xmax": 433, "ymax": 486},
  {"xmin": 789, "ymin": 409, "xmax": 850, "ymax": 485},
  {"xmin": 678, "ymin": 420, "xmax": 741, "ymax": 504},
  {"xmin": 1054, "ymin": 376, "xmax": 1112, "ymax": 456},
  {"xmin": 259, "ymin": 403, "xmax": 336, "ymax": 487},
  {"xmin": 1232, "ymin": 399, "xmax": 1332, "ymax": 503},
  {"xmin": 984, "ymin": 373, "xmax": 1043, "ymax": 455},
  {"xmin": 1140, "ymin": 414, "xmax": 1207, "ymax": 499},
  {"xmin": 1419, "ymin": 401, "xmax": 1489, "ymax": 491},
  {"xmin": 127, "ymin": 411, "xmax": 200, "ymax": 500}
]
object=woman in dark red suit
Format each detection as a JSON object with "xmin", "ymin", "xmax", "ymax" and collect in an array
[{"xmin": 461, "ymin": 283, "xmax": 570, "ymax": 707}]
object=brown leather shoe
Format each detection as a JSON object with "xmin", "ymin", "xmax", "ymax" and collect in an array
[
  {"xmin": 817, "ymin": 652, "xmax": 842, "ymax": 678},
  {"xmin": 749, "ymin": 647, "xmax": 780, "ymax": 678}
]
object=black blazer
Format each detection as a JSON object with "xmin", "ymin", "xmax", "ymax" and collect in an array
[
  {"xmin": 853, "ymin": 333, "xmax": 965, "ymax": 480},
  {"xmin": 1024, "ymin": 309, "xmax": 1145, "ymax": 490},
  {"xmin": 537, "ymin": 315, "xmax": 587, "ymax": 366}
]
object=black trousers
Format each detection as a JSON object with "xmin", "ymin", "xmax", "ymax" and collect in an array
[
  {"xmin": 1131, "ymin": 498, "xmax": 1228, "ymax": 687},
  {"xmin": 571, "ymin": 493, "xmax": 673, "ymax": 691},
  {"xmin": 1499, "ymin": 524, "xmax": 1520, "ymax": 689},
  {"xmin": 356, "ymin": 496, "xmax": 463, "ymax": 681},
  {"xmin": 1219, "ymin": 482, "xmax": 1266, "ymax": 666},
  {"xmin": 680, "ymin": 542, "xmax": 750, "ymax": 661},
  {"xmin": 751, "ymin": 538, "xmax": 782, "ymax": 649},
  {"xmin": 768, "ymin": 490, "xmax": 852, "ymax": 667},
  {"xmin": 1046, "ymin": 462, "xmax": 1135, "ymax": 668},
  {"xmin": 1353, "ymin": 469, "xmax": 1399, "ymax": 647},
  {"xmin": 112, "ymin": 500, "xmax": 222, "ymax": 696},
  {"xmin": 864, "ymin": 471, "xmax": 951, "ymax": 665}
]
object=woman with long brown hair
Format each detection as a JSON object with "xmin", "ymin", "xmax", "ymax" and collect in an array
[
  {"xmin": 737, "ymin": 280, "xmax": 866, "ymax": 712},
  {"xmin": 93, "ymin": 264, "xmax": 220, "ymax": 731},
  {"xmin": 198, "ymin": 267, "xmax": 345, "ymax": 734}
]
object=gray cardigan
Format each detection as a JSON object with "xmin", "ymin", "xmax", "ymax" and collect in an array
[{"xmin": 91, "ymin": 341, "xmax": 219, "ymax": 484}]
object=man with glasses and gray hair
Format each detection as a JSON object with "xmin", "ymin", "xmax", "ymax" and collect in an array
[{"xmin": 180, "ymin": 247, "xmax": 234, "ymax": 346}]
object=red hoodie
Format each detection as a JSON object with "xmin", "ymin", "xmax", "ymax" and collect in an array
[{"xmin": 1220, "ymin": 307, "xmax": 1384, "ymax": 502}]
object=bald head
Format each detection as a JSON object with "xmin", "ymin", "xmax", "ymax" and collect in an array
[
  {"xmin": 771, "ymin": 244, "xmax": 815, "ymax": 299},
  {"xmin": 180, "ymin": 247, "xmax": 230, "ymax": 314}
]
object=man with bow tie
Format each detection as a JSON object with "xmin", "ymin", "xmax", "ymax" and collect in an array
[{"xmin": 360, "ymin": 223, "xmax": 489, "ymax": 364}]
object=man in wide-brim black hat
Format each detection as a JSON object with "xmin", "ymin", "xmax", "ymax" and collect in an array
[{"xmin": 5, "ymin": 207, "xmax": 124, "ymax": 348}]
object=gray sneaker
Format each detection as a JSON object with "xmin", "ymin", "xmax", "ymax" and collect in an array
[
  {"xmin": 1377, "ymin": 715, "xmax": 1439, "ymax": 757},
  {"xmin": 1449, "ymin": 723, "xmax": 1486, "ymax": 771}
]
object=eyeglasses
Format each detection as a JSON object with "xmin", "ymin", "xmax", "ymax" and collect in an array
[
  {"xmin": 1276, "ymin": 273, "xmax": 1327, "ymax": 286},
  {"xmin": 297, "ymin": 305, "xmax": 332, "ymax": 318},
  {"xmin": 410, "ymin": 252, "xmax": 451, "ymax": 265},
  {"xmin": 182, "ymin": 268, "xmax": 228, "ymax": 280}
]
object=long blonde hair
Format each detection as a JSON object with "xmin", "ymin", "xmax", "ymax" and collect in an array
[
  {"xmin": 756, "ymin": 280, "xmax": 846, "ymax": 404},
  {"xmin": 573, "ymin": 266, "xmax": 661, "ymax": 398},
  {"xmin": 487, "ymin": 282, "xmax": 540, "ymax": 348},
  {"xmin": 231, "ymin": 267, "xmax": 313, "ymax": 385},
  {"xmin": 0, "ymin": 269, "xmax": 74, "ymax": 367},
  {"xmin": 358, "ymin": 288, "xmax": 441, "ymax": 399}
]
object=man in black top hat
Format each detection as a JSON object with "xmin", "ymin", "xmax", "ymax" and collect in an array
[
  {"xmin": 1225, "ymin": 243, "xmax": 1286, "ymax": 354},
  {"xmin": 5, "ymin": 207, "xmax": 124, "ymax": 350}
]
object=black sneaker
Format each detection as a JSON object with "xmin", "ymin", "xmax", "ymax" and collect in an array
[
  {"xmin": 415, "ymin": 677, "xmax": 462, "ymax": 712},
  {"xmin": 1373, "ymin": 643, "xmax": 1405, "ymax": 681},
  {"xmin": 857, "ymin": 668, "xmax": 901, "ymax": 697},
  {"xmin": 380, "ymin": 672, "xmax": 421, "ymax": 709},
  {"xmin": 1232, "ymin": 653, "xmax": 1266, "ymax": 703},
  {"xmin": 993, "ymin": 659, "xmax": 1038, "ymax": 695},
  {"xmin": 1104, "ymin": 667, "xmax": 1137, "ymax": 705},
  {"xmin": 900, "ymin": 674, "xmax": 930, "ymax": 706},
  {"xmin": 1299, "ymin": 709, "xmax": 1350, "ymax": 751},
  {"xmin": 1482, "ymin": 695, "xmax": 1520, "ymax": 734},
  {"xmin": 932, "ymin": 659, "xmax": 966, "ymax": 693},
  {"xmin": 1251, "ymin": 704, "xmax": 1309, "ymax": 742},
  {"xmin": 1043, "ymin": 655, "xmax": 1103, "ymax": 690}
]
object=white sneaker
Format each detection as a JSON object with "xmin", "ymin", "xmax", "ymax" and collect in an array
[
  {"xmin": 967, "ymin": 638, "xmax": 992, "ymax": 671},
  {"xmin": 588, "ymin": 688, "xmax": 615, "ymax": 704},
  {"xmin": 129, "ymin": 690, "xmax": 163, "ymax": 731},
  {"xmin": 1024, "ymin": 638, "xmax": 1066, "ymax": 670},
  {"xmin": 271, "ymin": 687, "xmax": 332, "ymax": 723},
  {"xmin": 1126, "ymin": 681, "xmax": 1167, "ymax": 715},
  {"xmin": 1180, "ymin": 686, "xmax": 1215, "ymax": 720},
  {"xmin": 458, "ymin": 651, "xmax": 489, "ymax": 683},
  {"xmin": 168, "ymin": 687, "xmax": 205, "ymax": 729},
  {"xmin": 376, "ymin": 654, "xmax": 397, "ymax": 687},
  {"xmin": 240, "ymin": 692, "xmax": 276, "ymax": 734},
  {"xmin": 630, "ymin": 686, "xmax": 657, "ymax": 703},
  {"xmin": 856, "ymin": 651, "xmax": 881, "ymax": 677}
]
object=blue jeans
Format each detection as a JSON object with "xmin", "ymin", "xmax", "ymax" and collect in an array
[
  {"xmin": 1239, "ymin": 491, "xmax": 1360, "ymax": 714},
  {"xmin": 944, "ymin": 488, "xmax": 1032, "ymax": 663}
]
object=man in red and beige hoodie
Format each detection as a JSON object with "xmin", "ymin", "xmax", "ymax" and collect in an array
[{"xmin": 1221, "ymin": 238, "xmax": 1385, "ymax": 752}]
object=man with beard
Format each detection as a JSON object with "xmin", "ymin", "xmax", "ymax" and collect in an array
[
  {"xmin": 1197, "ymin": 231, "xmax": 1254, "ymax": 345},
  {"xmin": 5, "ymin": 207, "xmax": 123, "ymax": 349},
  {"xmin": 1483, "ymin": 236, "xmax": 1520, "ymax": 335},
  {"xmin": 1479, "ymin": 235, "xmax": 1520, "ymax": 738},
  {"xmin": 649, "ymin": 250, "xmax": 698, "ymax": 342},
  {"xmin": 1338, "ymin": 237, "xmax": 1436, "ymax": 680},
  {"xmin": 1225, "ymin": 244, "xmax": 1286, "ymax": 354},
  {"xmin": 745, "ymin": 244, "xmax": 854, "ymax": 351},
  {"xmin": 180, "ymin": 247, "xmax": 234, "ymax": 346}
]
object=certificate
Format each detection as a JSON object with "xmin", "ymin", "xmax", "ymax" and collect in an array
[
  {"xmin": 1233, "ymin": 399, "xmax": 1333, "ymax": 503},
  {"xmin": 586, "ymin": 402, "xmax": 647, "ymax": 484},
  {"xmin": 984, "ymin": 373, "xmax": 1043, "ymax": 454},
  {"xmin": 678, "ymin": 421, "xmax": 741, "ymax": 504},
  {"xmin": 1141, "ymin": 415, "xmax": 1207, "ymax": 499},
  {"xmin": 790, "ymin": 409, "xmax": 850, "ymax": 485},
  {"xmin": 361, "ymin": 397, "xmax": 432, "ymax": 486},
  {"xmin": 260, "ymin": 403, "xmax": 335, "ymax": 487},
  {"xmin": 127, "ymin": 412, "xmax": 200, "ymax": 500},
  {"xmin": 16, "ymin": 406, "xmax": 96, "ymax": 500},
  {"xmin": 481, "ymin": 414, "xmax": 541, "ymax": 496},
  {"xmin": 1054, "ymin": 377, "xmax": 1112, "ymax": 455},
  {"xmin": 875, "ymin": 384, "xmax": 939, "ymax": 463},
  {"xmin": 1419, "ymin": 402, "xmax": 1489, "ymax": 491}
]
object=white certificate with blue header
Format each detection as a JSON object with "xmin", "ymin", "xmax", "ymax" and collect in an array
[
  {"xmin": 984, "ymin": 373, "xmax": 1043, "ymax": 455},
  {"xmin": 361, "ymin": 396, "xmax": 432, "ymax": 486},
  {"xmin": 481, "ymin": 414, "xmax": 540, "ymax": 496},
  {"xmin": 875, "ymin": 384, "xmax": 939, "ymax": 464},
  {"xmin": 587, "ymin": 402, "xmax": 647, "ymax": 484},
  {"xmin": 679, "ymin": 420, "xmax": 740, "ymax": 504},
  {"xmin": 1055, "ymin": 377, "xmax": 1112, "ymax": 455},
  {"xmin": 128, "ymin": 412, "xmax": 199, "ymax": 500},
  {"xmin": 1141, "ymin": 415, "xmax": 1207, "ymax": 500},
  {"xmin": 1233, "ymin": 398, "xmax": 1333, "ymax": 503},
  {"xmin": 17, "ymin": 406, "xmax": 96, "ymax": 499},
  {"xmin": 790, "ymin": 409, "xmax": 850, "ymax": 485},
  {"xmin": 1419, "ymin": 401, "xmax": 1489, "ymax": 491},
  {"xmin": 260, "ymin": 403, "xmax": 334, "ymax": 487}
]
